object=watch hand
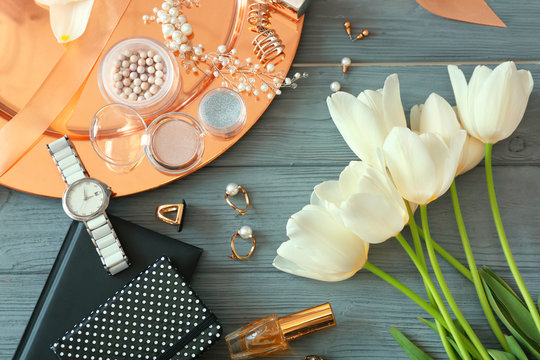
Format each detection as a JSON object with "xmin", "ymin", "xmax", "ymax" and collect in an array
[{"xmin": 83, "ymin": 186, "xmax": 89, "ymax": 201}]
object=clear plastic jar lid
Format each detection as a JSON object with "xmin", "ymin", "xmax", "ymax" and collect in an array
[{"xmin": 98, "ymin": 37, "xmax": 180, "ymax": 118}]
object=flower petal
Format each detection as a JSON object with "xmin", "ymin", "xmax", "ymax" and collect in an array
[
  {"xmin": 448, "ymin": 65, "xmax": 470, "ymax": 127},
  {"xmin": 327, "ymin": 92, "xmax": 385, "ymax": 164},
  {"xmin": 272, "ymin": 255, "xmax": 359, "ymax": 282},
  {"xmin": 457, "ymin": 135, "xmax": 485, "ymax": 175},
  {"xmin": 420, "ymin": 93, "xmax": 461, "ymax": 142},
  {"xmin": 382, "ymin": 74, "xmax": 407, "ymax": 130},
  {"xmin": 49, "ymin": 0, "xmax": 95, "ymax": 43},
  {"xmin": 383, "ymin": 127, "xmax": 438, "ymax": 204},
  {"xmin": 341, "ymin": 192, "xmax": 407, "ymax": 244}
]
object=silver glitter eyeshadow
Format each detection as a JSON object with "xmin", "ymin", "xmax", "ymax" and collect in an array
[{"xmin": 199, "ymin": 88, "xmax": 246, "ymax": 137}]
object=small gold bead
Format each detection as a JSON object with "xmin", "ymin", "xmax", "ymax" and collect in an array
[
  {"xmin": 355, "ymin": 33, "xmax": 364, "ymax": 40},
  {"xmin": 362, "ymin": 29, "xmax": 370, "ymax": 36}
]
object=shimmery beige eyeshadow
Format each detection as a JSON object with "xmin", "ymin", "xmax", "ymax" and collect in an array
[{"xmin": 150, "ymin": 119, "xmax": 200, "ymax": 167}]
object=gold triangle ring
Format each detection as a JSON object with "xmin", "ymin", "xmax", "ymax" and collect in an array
[{"xmin": 155, "ymin": 200, "xmax": 186, "ymax": 232}]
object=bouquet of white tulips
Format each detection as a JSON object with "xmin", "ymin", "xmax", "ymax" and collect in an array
[{"xmin": 273, "ymin": 61, "xmax": 540, "ymax": 360}]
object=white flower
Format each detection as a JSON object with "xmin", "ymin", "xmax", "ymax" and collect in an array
[
  {"xmin": 410, "ymin": 93, "xmax": 485, "ymax": 175},
  {"xmin": 311, "ymin": 161, "xmax": 409, "ymax": 244},
  {"xmin": 448, "ymin": 61, "xmax": 534, "ymax": 144},
  {"xmin": 36, "ymin": 0, "xmax": 95, "ymax": 43},
  {"xmin": 383, "ymin": 127, "xmax": 466, "ymax": 205},
  {"xmin": 272, "ymin": 204, "xmax": 369, "ymax": 282},
  {"xmin": 326, "ymin": 74, "xmax": 406, "ymax": 166}
]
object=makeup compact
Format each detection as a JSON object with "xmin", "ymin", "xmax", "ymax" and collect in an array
[
  {"xmin": 98, "ymin": 38, "xmax": 181, "ymax": 118},
  {"xmin": 90, "ymin": 104, "xmax": 205, "ymax": 174},
  {"xmin": 198, "ymin": 88, "xmax": 247, "ymax": 138}
]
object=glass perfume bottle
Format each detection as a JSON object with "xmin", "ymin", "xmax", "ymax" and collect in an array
[{"xmin": 226, "ymin": 303, "xmax": 336, "ymax": 360}]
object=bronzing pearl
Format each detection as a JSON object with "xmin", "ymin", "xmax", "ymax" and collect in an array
[
  {"xmin": 238, "ymin": 225, "xmax": 253, "ymax": 239},
  {"xmin": 226, "ymin": 183, "xmax": 239, "ymax": 196},
  {"xmin": 330, "ymin": 81, "xmax": 341, "ymax": 92}
]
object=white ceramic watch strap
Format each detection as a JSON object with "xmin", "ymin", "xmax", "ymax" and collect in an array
[
  {"xmin": 47, "ymin": 136, "xmax": 129, "ymax": 275},
  {"xmin": 46, "ymin": 136, "xmax": 87, "ymax": 185},
  {"xmin": 85, "ymin": 214, "xmax": 129, "ymax": 275}
]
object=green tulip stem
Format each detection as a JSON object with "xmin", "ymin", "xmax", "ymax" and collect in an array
[
  {"xmin": 363, "ymin": 261, "xmax": 446, "ymax": 325},
  {"xmin": 450, "ymin": 181, "xmax": 510, "ymax": 352},
  {"xmin": 395, "ymin": 233, "xmax": 472, "ymax": 360},
  {"xmin": 420, "ymin": 205, "xmax": 491, "ymax": 360},
  {"xmin": 405, "ymin": 202, "xmax": 457, "ymax": 359},
  {"xmin": 485, "ymin": 143, "xmax": 540, "ymax": 332}
]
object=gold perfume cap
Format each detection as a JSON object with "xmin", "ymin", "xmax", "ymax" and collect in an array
[{"xmin": 278, "ymin": 303, "xmax": 336, "ymax": 341}]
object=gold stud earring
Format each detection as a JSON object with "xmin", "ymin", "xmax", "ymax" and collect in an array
[
  {"xmin": 225, "ymin": 182, "xmax": 250, "ymax": 215},
  {"xmin": 355, "ymin": 29, "xmax": 370, "ymax": 41},
  {"xmin": 230, "ymin": 226, "xmax": 256, "ymax": 260},
  {"xmin": 343, "ymin": 21, "xmax": 352, "ymax": 40},
  {"xmin": 341, "ymin": 57, "xmax": 351, "ymax": 73}
]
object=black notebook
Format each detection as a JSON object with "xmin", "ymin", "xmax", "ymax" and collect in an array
[{"xmin": 13, "ymin": 215, "xmax": 203, "ymax": 360}]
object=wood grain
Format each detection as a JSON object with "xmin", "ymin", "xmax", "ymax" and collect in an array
[
  {"xmin": 2, "ymin": 0, "xmax": 540, "ymax": 359},
  {"xmin": 295, "ymin": 0, "xmax": 540, "ymax": 63}
]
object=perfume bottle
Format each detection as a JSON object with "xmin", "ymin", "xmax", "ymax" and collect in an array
[{"xmin": 226, "ymin": 303, "xmax": 336, "ymax": 359}]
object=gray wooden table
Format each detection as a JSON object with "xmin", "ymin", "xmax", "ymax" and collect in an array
[{"xmin": 2, "ymin": 0, "xmax": 540, "ymax": 359}]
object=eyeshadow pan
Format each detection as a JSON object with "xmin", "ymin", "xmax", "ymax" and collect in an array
[{"xmin": 198, "ymin": 88, "xmax": 246, "ymax": 137}]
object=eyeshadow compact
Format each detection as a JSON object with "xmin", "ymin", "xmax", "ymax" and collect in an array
[
  {"xmin": 90, "ymin": 104, "xmax": 205, "ymax": 174},
  {"xmin": 198, "ymin": 88, "xmax": 247, "ymax": 138},
  {"xmin": 98, "ymin": 38, "xmax": 181, "ymax": 118}
]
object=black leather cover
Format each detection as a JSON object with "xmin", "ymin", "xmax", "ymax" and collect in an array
[{"xmin": 13, "ymin": 215, "xmax": 203, "ymax": 360}]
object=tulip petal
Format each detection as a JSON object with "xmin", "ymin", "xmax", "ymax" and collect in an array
[
  {"xmin": 283, "ymin": 205, "xmax": 367, "ymax": 274},
  {"xmin": 339, "ymin": 161, "xmax": 370, "ymax": 199},
  {"xmin": 383, "ymin": 127, "xmax": 438, "ymax": 204},
  {"xmin": 457, "ymin": 134, "xmax": 485, "ymax": 175},
  {"xmin": 410, "ymin": 104, "xmax": 422, "ymax": 133},
  {"xmin": 49, "ymin": 0, "xmax": 95, "ymax": 43},
  {"xmin": 327, "ymin": 92, "xmax": 385, "ymax": 164},
  {"xmin": 313, "ymin": 180, "xmax": 343, "ymax": 208},
  {"xmin": 448, "ymin": 65, "xmax": 470, "ymax": 125},
  {"xmin": 420, "ymin": 93, "xmax": 461, "ymax": 142},
  {"xmin": 342, "ymin": 192, "xmax": 407, "ymax": 244},
  {"xmin": 272, "ymin": 255, "xmax": 359, "ymax": 282},
  {"xmin": 382, "ymin": 74, "xmax": 407, "ymax": 130}
]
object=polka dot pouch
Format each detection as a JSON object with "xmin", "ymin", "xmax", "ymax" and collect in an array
[{"xmin": 51, "ymin": 256, "xmax": 222, "ymax": 360}]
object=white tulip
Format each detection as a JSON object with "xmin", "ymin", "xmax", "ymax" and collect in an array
[
  {"xmin": 326, "ymin": 74, "xmax": 407, "ymax": 167},
  {"xmin": 273, "ymin": 204, "xmax": 369, "ymax": 282},
  {"xmin": 448, "ymin": 61, "xmax": 534, "ymax": 144},
  {"xmin": 36, "ymin": 0, "xmax": 95, "ymax": 43},
  {"xmin": 410, "ymin": 93, "xmax": 485, "ymax": 175},
  {"xmin": 383, "ymin": 127, "xmax": 466, "ymax": 205},
  {"xmin": 311, "ymin": 161, "xmax": 408, "ymax": 244}
]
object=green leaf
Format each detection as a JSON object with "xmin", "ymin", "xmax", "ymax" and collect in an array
[
  {"xmin": 505, "ymin": 335, "xmax": 528, "ymax": 360},
  {"xmin": 483, "ymin": 267, "xmax": 524, "ymax": 306},
  {"xmin": 480, "ymin": 268, "xmax": 540, "ymax": 345},
  {"xmin": 482, "ymin": 276, "xmax": 540, "ymax": 358},
  {"xmin": 488, "ymin": 349, "xmax": 517, "ymax": 360},
  {"xmin": 390, "ymin": 327, "xmax": 434, "ymax": 360}
]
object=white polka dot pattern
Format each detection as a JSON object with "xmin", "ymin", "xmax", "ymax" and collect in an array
[{"xmin": 51, "ymin": 256, "xmax": 222, "ymax": 360}]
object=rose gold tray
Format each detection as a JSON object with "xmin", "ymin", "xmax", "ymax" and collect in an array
[{"xmin": 0, "ymin": 0, "xmax": 303, "ymax": 198}]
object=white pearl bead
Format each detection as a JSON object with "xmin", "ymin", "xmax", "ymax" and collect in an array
[
  {"xmin": 128, "ymin": 93, "xmax": 138, "ymax": 101},
  {"xmin": 129, "ymin": 72, "xmax": 138, "ymax": 80},
  {"xmin": 238, "ymin": 226, "xmax": 253, "ymax": 239},
  {"xmin": 113, "ymin": 73, "xmax": 123, "ymax": 81},
  {"xmin": 246, "ymin": 57, "xmax": 252, "ymax": 64},
  {"xmin": 253, "ymin": 90, "xmax": 259, "ymax": 96},
  {"xmin": 177, "ymin": 14, "xmax": 186, "ymax": 24},
  {"xmin": 129, "ymin": 55, "xmax": 138, "ymax": 63},
  {"xmin": 137, "ymin": 65, "xmax": 145, "ymax": 74},
  {"xmin": 162, "ymin": 24, "xmax": 174, "ymax": 37},
  {"xmin": 129, "ymin": 63, "xmax": 137, "ymax": 71},
  {"xmin": 260, "ymin": 84, "xmax": 269, "ymax": 92},
  {"xmin": 267, "ymin": 93, "xmax": 273, "ymax": 99},
  {"xmin": 172, "ymin": 30, "xmax": 182, "ymax": 41},
  {"xmin": 155, "ymin": 77, "xmax": 164, "ymax": 86},
  {"xmin": 181, "ymin": 23, "xmax": 193, "ymax": 36},
  {"xmin": 155, "ymin": 63, "xmax": 164, "ymax": 71},
  {"xmin": 153, "ymin": 55, "xmax": 162, "ymax": 63},
  {"xmin": 147, "ymin": 66, "xmax": 156, "ymax": 74},
  {"xmin": 138, "ymin": 58, "xmax": 145, "ymax": 66},
  {"xmin": 226, "ymin": 183, "xmax": 239, "ymax": 196},
  {"xmin": 341, "ymin": 57, "xmax": 351, "ymax": 66},
  {"xmin": 155, "ymin": 70, "xmax": 164, "ymax": 78},
  {"xmin": 179, "ymin": 44, "xmax": 190, "ymax": 53},
  {"xmin": 141, "ymin": 82, "xmax": 149, "ymax": 91},
  {"xmin": 140, "ymin": 74, "xmax": 148, "ymax": 82},
  {"xmin": 169, "ymin": 7, "xmax": 179, "ymax": 17},
  {"xmin": 330, "ymin": 81, "xmax": 341, "ymax": 92},
  {"xmin": 217, "ymin": 45, "xmax": 227, "ymax": 53},
  {"xmin": 139, "ymin": 51, "xmax": 148, "ymax": 59},
  {"xmin": 161, "ymin": 2, "xmax": 171, "ymax": 10},
  {"xmin": 149, "ymin": 85, "xmax": 159, "ymax": 94},
  {"xmin": 237, "ymin": 83, "xmax": 245, "ymax": 92},
  {"xmin": 122, "ymin": 60, "xmax": 129, "ymax": 68}
]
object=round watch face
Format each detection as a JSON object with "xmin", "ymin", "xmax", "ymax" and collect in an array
[{"xmin": 64, "ymin": 179, "xmax": 107, "ymax": 218}]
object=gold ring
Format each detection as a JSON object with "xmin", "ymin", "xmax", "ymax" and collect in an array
[
  {"xmin": 230, "ymin": 226, "xmax": 256, "ymax": 260},
  {"xmin": 225, "ymin": 183, "xmax": 250, "ymax": 215}
]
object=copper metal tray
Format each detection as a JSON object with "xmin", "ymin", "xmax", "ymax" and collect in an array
[{"xmin": 0, "ymin": 0, "xmax": 303, "ymax": 197}]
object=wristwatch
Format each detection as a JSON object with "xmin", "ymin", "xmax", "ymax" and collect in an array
[{"xmin": 47, "ymin": 136, "xmax": 129, "ymax": 275}]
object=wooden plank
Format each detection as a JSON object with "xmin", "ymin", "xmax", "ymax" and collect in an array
[
  {"xmin": 1, "ymin": 165, "xmax": 539, "ymax": 358},
  {"xmin": 209, "ymin": 64, "xmax": 540, "ymax": 167},
  {"xmin": 294, "ymin": 0, "xmax": 540, "ymax": 63}
]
